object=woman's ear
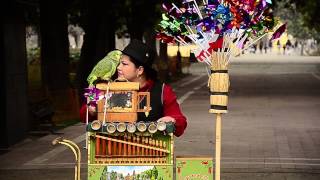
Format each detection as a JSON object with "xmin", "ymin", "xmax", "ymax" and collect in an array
[{"xmin": 137, "ymin": 66, "xmax": 144, "ymax": 76}]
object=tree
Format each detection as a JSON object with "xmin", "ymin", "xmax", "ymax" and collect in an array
[
  {"xmin": 76, "ymin": 0, "xmax": 121, "ymax": 100},
  {"xmin": 275, "ymin": 0, "xmax": 320, "ymax": 55},
  {"xmin": 152, "ymin": 166, "xmax": 158, "ymax": 179},
  {"xmin": 123, "ymin": 0, "xmax": 159, "ymax": 40},
  {"xmin": 289, "ymin": 0, "xmax": 320, "ymax": 32},
  {"xmin": 158, "ymin": 42, "xmax": 169, "ymax": 81},
  {"xmin": 1, "ymin": 0, "xmax": 29, "ymax": 148},
  {"xmin": 110, "ymin": 171, "xmax": 117, "ymax": 180},
  {"xmin": 122, "ymin": 0, "xmax": 177, "ymax": 81},
  {"xmin": 144, "ymin": 169, "xmax": 152, "ymax": 179},
  {"xmin": 276, "ymin": 0, "xmax": 320, "ymax": 41},
  {"xmin": 40, "ymin": 0, "xmax": 70, "ymax": 91}
]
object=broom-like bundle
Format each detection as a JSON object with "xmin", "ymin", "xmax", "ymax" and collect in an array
[
  {"xmin": 209, "ymin": 35, "xmax": 233, "ymax": 114},
  {"xmin": 209, "ymin": 51, "xmax": 230, "ymax": 114}
]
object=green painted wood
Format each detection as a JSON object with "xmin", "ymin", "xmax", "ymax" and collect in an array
[{"xmin": 176, "ymin": 157, "xmax": 214, "ymax": 180}]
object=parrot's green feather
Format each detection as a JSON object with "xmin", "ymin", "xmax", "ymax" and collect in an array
[{"xmin": 87, "ymin": 50, "xmax": 122, "ymax": 86}]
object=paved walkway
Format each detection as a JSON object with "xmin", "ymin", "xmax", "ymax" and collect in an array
[{"xmin": 0, "ymin": 54, "xmax": 319, "ymax": 179}]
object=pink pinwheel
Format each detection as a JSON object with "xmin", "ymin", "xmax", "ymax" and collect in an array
[{"xmin": 270, "ymin": 23, "xmax": 287, "ymax": 41}]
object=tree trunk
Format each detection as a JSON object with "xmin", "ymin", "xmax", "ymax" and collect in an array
[
  {"xmin": 76, "ymin": 0, "xmax": 116, "ymax": 102},
  {"xmin": 1, "ymin": 0, "xmax": 28, "ymax": 147},
  {"xmin": 40, "ymin": 0, "xmax": 80, "ymax": 122},
  {"xmin": 176, "ymin": 43, "xmax": 182, "ymax": 75},
  {"xmin": 144, "ymin": 28, "xmax": 157, "ymax": 54},
  {"xmin": 158, "ymin": 42, "xmax": 169, "ymax": 82},
  {"xmin": 128, "ymin": 24, "xmax": 144, "ymax": 41},
  {"xmin": 159, "ymin": 42, "xmax": 168, "ymax": 59},
  {"xmin": 40, "ymin": 0, "xmax": 70, "ymax": 91},
  {"xmin": 145, "ymin": 29, "xmax": 163, "ymax": 80},
  {"xmin": 126, "ymin": 1, "xmax": 145, "ymax": 40},
  {"xmin": 127, "ymin": 29, "xmax": 143, "ymax": 41}
]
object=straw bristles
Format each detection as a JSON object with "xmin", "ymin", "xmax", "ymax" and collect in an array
[
  {"xmin": 210, "ymin": 95, "xmax": 228, "ymax": 106},
  {"xmin": 211, "ymin": 52, "xmax": 229, "ymax": 70},
  {"xmin": 209, "ymin": 109, "xmax": 228, "ymax": 114},
  {"xmin": 210, "ymin": 73, "xmax": 229, "ymax": 92},
  {"xmin": 209, "ymin": 54, "xmax": 230, "ymax": 114}
]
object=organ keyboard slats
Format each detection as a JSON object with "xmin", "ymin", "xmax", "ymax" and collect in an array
[{"xmin": 91, "ymin": 133, "xmax": 171, "ymax": 165}]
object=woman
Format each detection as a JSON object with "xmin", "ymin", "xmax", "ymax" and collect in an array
[{"xmin": 80, "ymin": 39, "xmax": 187, "ymax": 137}]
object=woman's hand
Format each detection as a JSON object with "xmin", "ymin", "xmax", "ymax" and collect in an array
[
  {"xmin": 157, "ymin": 116, "xmax": 176, "ymax": 124},
  {"xmin": 88, "ymin": 105, "xmax": 97, "ymax": 116}
]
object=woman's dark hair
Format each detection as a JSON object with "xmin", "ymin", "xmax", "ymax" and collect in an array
[{"xmin": 129, "ymin": 56, "xmax": 158, "ymax": 81}]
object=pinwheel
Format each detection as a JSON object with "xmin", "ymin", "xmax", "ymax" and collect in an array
[
  {"xmin": 156, "ymin": 1, "xmax": 283, "ymax": 179},
  {"xmin": 83, "ymin": 86, "xmax": 101, "ymax": 149},
  {"xmin": 270, "ymin": 22, "xmax": 287, "ymax": 41}
]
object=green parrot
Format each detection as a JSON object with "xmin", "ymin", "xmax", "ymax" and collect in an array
[{"xmin": 87, "ymin": 50, "xmax": 122, "ymax": 86}]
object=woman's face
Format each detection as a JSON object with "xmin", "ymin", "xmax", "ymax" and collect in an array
[{"xmin": 117, "ymin": 54, "xmax": 141, "ymax": 82}]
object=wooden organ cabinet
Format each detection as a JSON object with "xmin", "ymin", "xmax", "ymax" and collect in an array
[{"xmin": 87, "ymin": 81, "xmax": 174, "ymax": 180}]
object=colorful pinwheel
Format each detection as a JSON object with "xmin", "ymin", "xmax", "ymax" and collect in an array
[{"xmin": 156, "ymin": 0, "xmax": 283, "ymax": 64}]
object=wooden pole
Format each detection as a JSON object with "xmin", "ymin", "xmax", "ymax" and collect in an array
[{"xmin": 215, "ymin": 113, "xmax": 222, "ymax": 180}]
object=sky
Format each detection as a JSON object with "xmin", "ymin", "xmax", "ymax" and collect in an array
[{"xmin": 108, "ymin": 166, "xmax": 153, "ymax": 175}]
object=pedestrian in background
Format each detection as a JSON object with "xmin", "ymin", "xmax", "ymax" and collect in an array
[
  {"xmin": 259, "ymin": 41, "xmax": 263, "ymax": 54},
  {"xmin": 269, "ymin": 40, "xmax": 273, "ymax": 53},
  {"xmin": 277, "ymin": 40, "xmax": 281, "ymax": 54},
  {"xmin": 283, "ymin": 43, "xmax": 286, "ymax": 55}
]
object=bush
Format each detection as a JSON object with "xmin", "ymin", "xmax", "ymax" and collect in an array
[{"xmin": 27, "ymin": 47, "xmax": 41, "ymax": 65}]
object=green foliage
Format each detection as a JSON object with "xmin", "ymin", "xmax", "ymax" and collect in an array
[
  {"xmin": 152, "ymin": 166, "xmax": 158, "ymax": 179},
  {"xmin": 67, "ymin": 0, "xmax": 83, "ymax": 26},
  {"xmin": 275, "ymin": 0, "xmax": 314, "ymax": 39},
  {"xmin": 290, "ymin": 0, "xmax": 320, "ymax": 32},
  {"xmin": 27, "ymin": 47, "xmax": 41, "ymax": 65},
  {"xmin": 110, "ymin": 171, "xmax": 117, "ymax": 180},
  {"xmin": 69, "ymin": 48, "xmax": 81, "ymax": 62},
  {"xmin": 145, "ymin": 169, "xmax": 152, "ymax": 178},
  {"xmin": 118, "ymin": 0, "xmax": 164, "ymax": 38},
  {"xmin": 276, "ymin": 0, "xmax": 320, "ymax": 41},
  {"xmin": 23, "ymin": 0, "xmax": 40, "ymax": 26}
]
